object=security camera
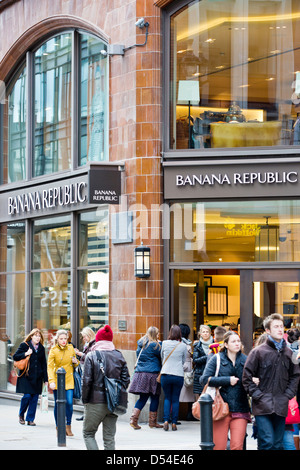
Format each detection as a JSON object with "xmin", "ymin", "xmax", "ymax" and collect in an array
[{"xmin": 135, "ymin": 17, "xmax": 146, "ymax": 28}]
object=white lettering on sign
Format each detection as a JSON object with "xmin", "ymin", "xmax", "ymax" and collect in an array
[
  {"xmin": 92, "ymin": 190, "xmax": 118, "ymax": 203},
  {"xmin": 176, "ymin": 172, "xmax": 298, "ymax": 187},
  {"xmin": 8, "ymin": 182, "xmax": 87, "ymax": 215}
]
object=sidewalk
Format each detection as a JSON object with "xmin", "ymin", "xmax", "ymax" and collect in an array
[{"xmin": 0, "ymin": 397, "xmax": 257, "ymax": 451}]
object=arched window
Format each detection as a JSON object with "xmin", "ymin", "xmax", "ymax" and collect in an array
[
  {"xmin": 1, "ymin": 30, "xmax": 108, "ymax": 184},
  {"xmin": 166, "ymin": 0, "xmax": 300, "ymax": 151}
]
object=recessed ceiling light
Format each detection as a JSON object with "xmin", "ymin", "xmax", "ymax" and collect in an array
[{"xmin": 205, "ymin": 38, "xmax": 216, "ymax": 43}]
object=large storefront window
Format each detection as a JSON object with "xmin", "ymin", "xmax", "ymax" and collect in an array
[
  {"xmin": 80, "ymin": 34, "xmax": 108, "ymax": 165},
  {"xmin": 33, "ymin": 215, "xmax": 71, "ymax": 270},
  {"xmin": 0, "ymin": 222, "xmax": 26, "ymax": 390},
  {"xmin": 4, "ymin": 67, "xmax": 26, "ymax": 183},
  {"xmin": 171, "ymin": 200, "xmax": 300, "ymax": 263},
  {"xmin": 169, "ymin": 0, "xmax": 300, "ymax": 150},
  {"xmin": 34, "ymin": 35, "xmax": 72, "ymax": 176},
  {"xmin": 0, "ymin": 31, "xmax": 108, "ymax": 184},
  {"xmin": 0, "ymin": 206, "xmax": 110, "ymax": 392},
  {"xmin": 78, "ymin": 209, "xmax": 109, "ymax": 335}
]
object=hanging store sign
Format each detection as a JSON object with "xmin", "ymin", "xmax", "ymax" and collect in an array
[
  {"xmin": 88, "ymin": 167, "xmax": 121, "ymax": 205},
  {"xmin": 164, "ymin": 160, "xmax": 300, "ymax": 200}
]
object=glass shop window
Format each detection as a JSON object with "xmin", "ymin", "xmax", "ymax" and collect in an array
[{"xmin": 169, "ymin": 0, "xmax": 300, "ymax": 150}]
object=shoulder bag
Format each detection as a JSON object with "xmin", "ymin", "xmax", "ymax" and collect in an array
[
  {"xmin": 192, "ymin": 353, "xmax": 229, "ymax": 421},
  {"xmin": 73, "ymin": 364, "xmax": 82, "ymax": 399},
  {"xmin": 14, "ymin": 342, "xmax": 30, "ymax": 377},
  {"xmin": 96, "ymin": 350, "xmax": 127, "ymax": 415},
  {"xmin": 156, "ymin": 343, "xmax": 180, "ymax": 383}
]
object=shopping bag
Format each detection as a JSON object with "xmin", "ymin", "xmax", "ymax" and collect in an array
[
  {"xmin": 40, "ymin": 385, "xmax": 48, "ymax": 413},
  {"xmin": 286, "ymin": 397, "xmax": 300, "ymax": 425}
]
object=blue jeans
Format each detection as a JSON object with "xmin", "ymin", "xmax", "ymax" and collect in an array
[
  {"xmin": 19, "ymin": 393, "xmax": 39, "ymax": 422},
  {"xmin": 255, "ymin": 414, "xmax": 286, "ymax": 450},
  {"xmin": 53, "ymin": 389, "xmax": 74, "ymax": 426},
  {"xmin": 160, "ymin": 374, "xmax": 184, "ymax": 424},
  {"xmin": 283, "ymin": 430, "xmax": 296, "ymax": 450},
  {"xmin": 135, "ymin": 393, "xmax": 160, "ymax": 412}
]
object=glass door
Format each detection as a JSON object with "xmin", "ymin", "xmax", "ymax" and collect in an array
[{"xmin": 240, "ymin": 269, "xmax": 300, "ymax": 353}]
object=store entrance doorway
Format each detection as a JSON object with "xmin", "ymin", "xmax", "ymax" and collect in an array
[
  {"xmin": 171, "ymin": 268, "xmax": 300, "ymax": 353},
  {"xmin": 171, "ymin": 269, "xmax": 240, "ymax": 341},
  {"xmin": 241, "ymin": 269, "xmax": 300, "ymax": 353}
]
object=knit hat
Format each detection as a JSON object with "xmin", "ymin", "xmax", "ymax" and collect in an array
[{"xmin": 95, "ymin": 325, "xmax": 113, "ymax": 342}]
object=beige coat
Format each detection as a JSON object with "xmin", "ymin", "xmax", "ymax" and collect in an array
[
  {"xmin": 179, "ymin": 342, "xmax": 194, "ymax": 402},
  {"xmin": 47, "ymin": 343, "xmax": 79, "ymax": 390}
]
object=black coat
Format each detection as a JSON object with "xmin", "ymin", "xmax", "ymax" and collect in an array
[
  {"xmin": 81, "ymin": 346, "xmax": 130, "ymax": 406},
  {"xmin": 242, "ymin": 338, "xmax": 300, "ymax": 417},
  {"xmin": 201, "ymin": 350, "xmax": 250, "ymax": 413},
  {"xmin": 13, "ymin": 341, "xmax": 48, "ymax": 395},
  {"xmin": 193, "ymin": 340, "xmax": 210, "ymax": 394}
]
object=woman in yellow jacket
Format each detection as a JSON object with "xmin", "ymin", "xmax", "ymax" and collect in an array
[{"xmin": 48, "ymin": 329, "xmax": 79, "ymax": 436}]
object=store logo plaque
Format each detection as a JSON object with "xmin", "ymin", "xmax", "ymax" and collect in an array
[{"xmin": 88, "ymin": 168, "xmax": 121, "ymax": 205}]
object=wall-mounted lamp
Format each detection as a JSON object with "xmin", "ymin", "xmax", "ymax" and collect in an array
[
  {"xmin": 100, "ymin": 18, "xmax": 150, "ymax": 57},
  {"xmin": 134, "ymin": 243, "xmax": 150, "ymax": 278}
]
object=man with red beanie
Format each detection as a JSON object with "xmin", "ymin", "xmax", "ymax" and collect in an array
[{"xmin": 81, "ymin": 324, "xmax": 130, "ymax": 450}]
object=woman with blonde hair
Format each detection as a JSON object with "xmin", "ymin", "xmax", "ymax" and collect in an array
[
  {"xmin": 74, "ymin": 326, "xmax": 96, "ymax": 421},
  {"xmin": 47, "ymin": 329, "xmax": 79, "ymax": 436},
  {"xmin": 193, "ymin": 324, "xmax": 213, "ymax": 399},
  {"xmin": 75, "ymin": 326, "xmax": 96, "ymax": 365},
  {"xmin": 129, "ymin": 326, "xmax": 162, "ymax": 430},
  {"xmin": 13, "ymin": 328, "xmax": 48, "ymax": 426}
]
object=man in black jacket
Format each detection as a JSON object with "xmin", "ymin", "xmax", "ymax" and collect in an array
[
  {"xmin": 242, "ymin": 313, "xmax": 300, "ymax": 450},
  {"xmin": 81, "ymin": 325, "xmax": 130, "ymax": 450}
]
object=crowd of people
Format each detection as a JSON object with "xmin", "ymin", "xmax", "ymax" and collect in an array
[{"xmin": 11, "ymin": 313, "xmax": 300, "ymax": 450}]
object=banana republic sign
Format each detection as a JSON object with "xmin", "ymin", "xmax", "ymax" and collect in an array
[
  {"xmin": 0, "ymin": 167, "xmax": 121, "ymax": 222},
  {"xmin": 164, "ymin": 161, "xmax": 300, "ymax": 200}
]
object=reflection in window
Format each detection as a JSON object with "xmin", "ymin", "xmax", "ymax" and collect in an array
[
  {"xmin": 170, "ymin": 0, "xmax": 300, "ymax": 150},
  {"xmin": 79, "ymin": 208, "xmax": 109, "ymax": 267},
  {"xmin": 171, "ymin": 200, "xmax": 300, "ymax": 263},
  {"xmin": 0, "ymin": 273, "xmax": 25, "ymax": 391},
  {"xmin": 79, "ymin": 269, "xmax": 109, "ymax": 332},
  {"xmin": 5, "ymin": 67, "xmax": 26, "ymax": 183},
  {"xmin": 0, "ymin": 222, "xmax": 25, "ymax": 272},
  {"xmin": 33, "ymin": 215, "xmax": 71, "ymax": 270},
  {"xmin": 34, "ymin": 34, "xmax": 72, "ymax": 176},
  {"xmin": 80, "ymin": 34, "xmax": 108, "ymax": 165},
  {"xmin": 32, "ymin": 271, "xmax": 71, "ymax": 343},
  {"xmin": 79, "ymin": 208, "xmax": 109, "ymax": 332}
]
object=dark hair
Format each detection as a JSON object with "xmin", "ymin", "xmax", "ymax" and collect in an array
[
  {"xmin": 263, "ymin": 313, "xmax": 283, "ymax": 331},
  {"xmin": 179, "ymin": 323, "xmax": 190, "ymax": 339},
  {"xmin": 168, "ymin": 324, "xmax": 182, "ymax": 341},
  {"xmin": 287, "ymin": 328, "xmax": 300, "ymax": 343}
]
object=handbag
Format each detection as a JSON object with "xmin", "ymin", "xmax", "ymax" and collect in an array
[
  {"xmin": 40, "ymin": 384, "xmax": 49, "ymax": 413},
  {"xmin": 14, "ymin": 342, "xmax": 30, "ymax": 377},
  {"xmin": 192, "ymin": 353, "xmax": 229, "ymax": 421},
  {"xmin": 96, "ymin": 351, "xmax": 127, "ymax": 415},
  {"xmin": 286, "ymin": 397, "xmax": 300, "ymax": 425},
  {"xmin": 184, "ymin": 370, "xmax": 194, "ymax": 387},
  {"xmin": 157, "ymin": 343, "xmax": 180, "ymax": 383},
  {"xmin": 73, "ymin": 364, "xmax": 82, "ymax": 400}
]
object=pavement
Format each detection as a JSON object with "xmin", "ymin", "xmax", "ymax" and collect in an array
[{"xmin": 0, "ymin": 396, "xmax": 258, "ymax": 451}]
